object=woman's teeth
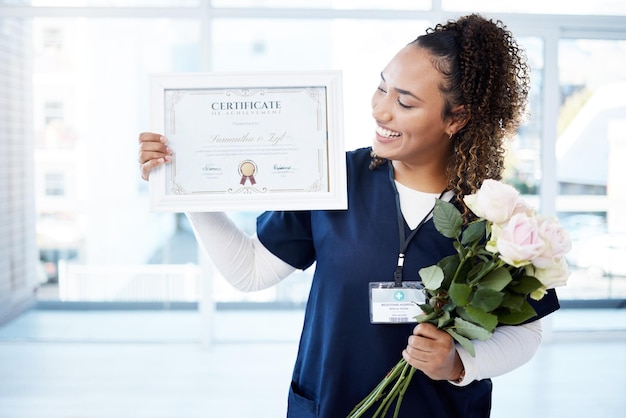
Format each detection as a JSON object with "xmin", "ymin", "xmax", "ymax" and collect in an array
[{"xmin": 376, "ymin": 126, "xmax": 401, "ymax": 138}]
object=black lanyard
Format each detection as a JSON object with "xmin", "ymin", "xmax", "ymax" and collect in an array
[{"xmin": 388, "ymin": 163, "xmax": 445, "ymax": 286}]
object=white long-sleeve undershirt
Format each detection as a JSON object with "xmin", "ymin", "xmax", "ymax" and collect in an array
[
  {"xmin": 186, "ymin": 192, "xmax": 543, "ymax": 386},
  {"xmin": 186, "ymin": 211, "xmax": 296, "ymax": 292}
]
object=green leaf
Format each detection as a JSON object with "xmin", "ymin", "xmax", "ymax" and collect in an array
[
  {"xmin": 433, "ymin": 199, "xmax": 463, "ymax": 239},
  {"xmin": 415, "ymin": 311, "xmax": 437, "ymax": 323},
  {"xmin": 449, "ymin": 282, "xmax": 472, "ymax": 307},
  {"xmin": 461, "ymin": 220, "xmax": 486, "ymax": 245},
  {"xmin": 439, "ymin": 254, "xmax": 460, "ymax": 271},
  {"xmin": 443, "ymin": 300, "xmax": 457, "ymax": 312},
  {"xmin": 466, "ymin": 262, "xmax": 485, "ymax": 281},
  {"xmin": 500, "ymin": 293, "xmax": 525, "ymax": 310},
  {"xmin": 510, "ymin": 275, "xmax": 543, "ymax": 295},
  {"xmin": 471, "ymin": 288, "xmax": 504, "ymax": 312},
  {"xmin": 446, "ymin": 329, "xmax": 476, "ymax": 357},
  {"xmin": 419, "ymin": 265, "xmax": 444, "ymax": 291},
  {"xmin": 497, "ymin": 300, "xmax": 538, "ymax": 325},
  {"xmin": 458, "ymin": 305, "xmax": 499, "ymax": 332},
  {"xmin": 437, "ymin": 310, "xmax": 452, "ymax": 328},
  {"xmin": 419, "ymin": 303, "xmax": 434, "ymax": 314},
  {"xmin": 439, "ymin": 255, "xmax": 460, "ymax": 289},
  {"xmin": 453, "ymin": 317, "xmax": 493, "ymax": 341},
  {"xmin": 479, "ymin": 267, "xmax": 513, "ymax": 291}
]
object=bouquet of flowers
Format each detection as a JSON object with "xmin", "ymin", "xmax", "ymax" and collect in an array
[{"xmin": 348, "ymin": 179, "xmax": 571, "ymax": 418}]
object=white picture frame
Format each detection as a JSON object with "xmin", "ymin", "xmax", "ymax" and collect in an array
[{"xmin": 149, "ymin": 71, "xmax": 347, "ymax": 212}]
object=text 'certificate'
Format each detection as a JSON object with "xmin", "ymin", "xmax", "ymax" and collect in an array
[{"xmin": 149, "ymin": 71, "xmax": 347, "ymax": 212}]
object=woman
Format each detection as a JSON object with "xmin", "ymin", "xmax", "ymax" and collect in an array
[{"xmin": 139, "ymin": 14, "xmax": 560, "ymax": 418}]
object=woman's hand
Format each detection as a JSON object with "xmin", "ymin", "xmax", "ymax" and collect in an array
[
  {"xmin": 402, "ymin": 323, "xmax": 464, "ymax": 382},
  {"xmin": 138, "ymin": 132, "xmax": 172, "ymax": 181}
]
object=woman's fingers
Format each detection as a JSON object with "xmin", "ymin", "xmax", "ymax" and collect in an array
[
  {"xmin": 140, "ymin": 157, "xmax": 167, "ymax": 181},
  {"xmin": 138, "ymin": 132, "xmax": 172, "ymax": 180},
  {"xmin": 138, "ymin": 131, "xmax": 165, "ymax": 145}
]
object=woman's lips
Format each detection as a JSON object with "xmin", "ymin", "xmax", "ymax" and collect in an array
[{"xmin": 375, "ymin": 125, "xmax": 401, "ymax": 143}]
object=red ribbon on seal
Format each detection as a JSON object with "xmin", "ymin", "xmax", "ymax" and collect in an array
[{"xmin": 240, "ymin": 175, "xmax": 256, "ymax": 185}]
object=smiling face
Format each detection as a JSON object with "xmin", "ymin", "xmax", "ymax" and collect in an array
[{"xmin": 371, "ymin": 45, "xmax": 461, "ymax": 173}]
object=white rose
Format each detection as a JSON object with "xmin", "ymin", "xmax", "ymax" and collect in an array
[
  {"xmin": 532, "ymin": 215, "xmax": 572, "ymax": 269},
  {"xmin": 464, "ymin": 179, "xmax": 521, "ymax": 224},
  {"xmin": 511, "ymin": 198, "xmax": 537, "ymax": 218},
  {"xmin": 530, "ymin": 257, "xmax": 570, "ymax": 290}
]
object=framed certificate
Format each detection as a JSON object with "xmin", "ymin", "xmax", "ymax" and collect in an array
[{"xmin": 149, "ymin": 71, "xmax": 347, "ymax": 212}]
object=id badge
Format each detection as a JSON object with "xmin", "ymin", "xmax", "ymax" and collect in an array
[{"xmin": 369, "ymin": 281, "xmax": 425, "ymax": 324}]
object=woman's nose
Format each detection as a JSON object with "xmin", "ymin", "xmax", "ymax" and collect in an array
[{"xmin": 372, "ymin": 96, "xmax": 392, "ymax": 122}]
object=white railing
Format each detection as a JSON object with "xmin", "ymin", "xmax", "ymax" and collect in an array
[{"xmin": 58, "ymin": 261, "xmax": 200, "ymax": 302}]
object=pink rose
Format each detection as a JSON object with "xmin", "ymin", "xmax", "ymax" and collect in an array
[
  {"xmin": 532, "ymin": 216, "xmax": 572, "ymax": 269},
  {"xmin": 463, "ymin": 179, "xmax": 522, "ymax": 224},
  {"xmin": 491, "ymin": 213, "xmax": 545, "ymax": 267}
]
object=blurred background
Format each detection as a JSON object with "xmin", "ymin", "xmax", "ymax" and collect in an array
[{"xmin": 0, "ymin": 1, "xmax": 625, "ymax": 417}]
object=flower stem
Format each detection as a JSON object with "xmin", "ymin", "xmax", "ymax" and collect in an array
[
  {"xmin": 375, "ymin": 361, "xmax": 411, "ymax": 417},
  {"xmin": 393, "ymin": 366, "xmax": 416, "ymax": 418},
  {"xmin": 451, "ymin": 237, "xmax": 478, "ymax": 283},
  {"xmin": 347, "ymin": 359, "xmax": 407, "ymax": 418}
]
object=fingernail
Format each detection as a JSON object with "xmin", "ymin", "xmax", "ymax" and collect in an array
[
  {"xmin": 165, "ymin": 155, "xmax": 172, "ymax": 162},
  {"xmin": 165, "ymin": 146, "xmax": 172, "ymax": 154},
  {"xmin": 159, "ymin": 136, "xmax": 167, "ymax": 143}
]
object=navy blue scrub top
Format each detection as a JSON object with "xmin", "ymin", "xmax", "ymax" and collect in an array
[{"xmin": 257, "ymin": 147, "xmax": 560, "ymax": 418}]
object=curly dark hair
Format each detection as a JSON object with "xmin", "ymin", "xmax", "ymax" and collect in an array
[{"xmin": 382, "ymin": 14, "xmax": 530, "ymax": 219}]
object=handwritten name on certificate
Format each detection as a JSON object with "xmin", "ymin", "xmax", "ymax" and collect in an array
[{"xmin": 150, "ymin": 72, "xmax": 346, "ymax": 212}]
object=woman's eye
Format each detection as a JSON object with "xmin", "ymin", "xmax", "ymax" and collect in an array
[
  {"xmin": 396, "ymin": 98, "xmax": 412, "ymax": 109},
  {"xmin": 377, "ymin": 86, "xmax": 387, "ymax": 94}
]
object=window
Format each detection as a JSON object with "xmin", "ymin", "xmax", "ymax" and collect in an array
[
  {"xmin": 556, "ymin": 39, "xmax": 626, "ymax": 300},
  {"xmin": 44, "ymin": 172, "xmax": 65, "ymax": 196},
  {"xmin": 44, "ymin": 101, "xmax": 64, "ymax": 125},
  {"xmin": 42, "ymin": 27, "xmax": 63, "ymax": 49},
  {"xmin": 32, "ymin": 17, "xmax": 202, "ymax": 283},
  {"xmin": 1, "ymin": 4, "xmax": 624, "ymax": 306}
]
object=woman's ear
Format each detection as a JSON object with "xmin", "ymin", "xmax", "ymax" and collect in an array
[{"xmin": 447, "ymin": 105, "xmax": 470, "ymax": 135}]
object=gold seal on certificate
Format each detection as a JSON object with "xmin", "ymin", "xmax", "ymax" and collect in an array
[
  {"xmin": 238, "ymin": 160, "xmax": 257, "ymax": 186},
  {"xmin": 149, "ymin": 71, "xmax": 346, "ymax": 212}
]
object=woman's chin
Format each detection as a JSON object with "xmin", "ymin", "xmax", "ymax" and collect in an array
[{"xmin": 372, "ymin": 139, "xmax": 395, "ymax": 158}]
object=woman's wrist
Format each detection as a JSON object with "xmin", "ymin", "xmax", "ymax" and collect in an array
[
  {"xmin": 450, "ymin": 351, "xmax": 465, "ymax": 383},
  {"xmin": 452, "ymin": 365, "xmax": 465, "ymax": 383}
]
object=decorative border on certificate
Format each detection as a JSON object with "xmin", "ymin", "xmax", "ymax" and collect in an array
[{"xmin": 149, "ymin": 71, "xmax": 347, "ymax": 212}]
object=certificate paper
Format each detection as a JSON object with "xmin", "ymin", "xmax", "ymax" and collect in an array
[{"xmin": 149, "ymin": 71, "xmax": 347, "ymax": 212}]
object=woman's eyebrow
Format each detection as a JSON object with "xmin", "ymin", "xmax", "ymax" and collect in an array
[{"xmin": 380, "ymin": 72, "xmax": 423, "ymax": 102}]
